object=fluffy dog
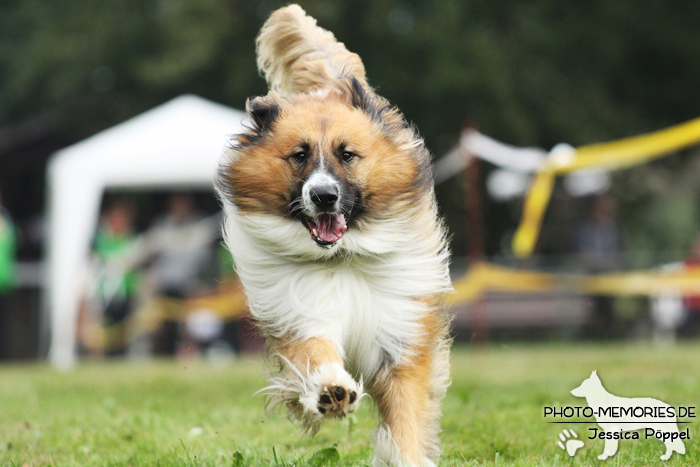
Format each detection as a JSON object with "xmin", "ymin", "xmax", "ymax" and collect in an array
[{"xmin": 217, "ymin": 5, "xmax": 452, "ymax": 466}]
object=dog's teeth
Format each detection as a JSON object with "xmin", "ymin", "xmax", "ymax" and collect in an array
[{"xmin": 313, "ymin": 229, "xmax": 318, "ymax": 237}]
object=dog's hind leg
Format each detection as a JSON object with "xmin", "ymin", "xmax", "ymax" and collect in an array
[{"xmin": 263, "ymin": 336, "xmax": 363, "ymax": 434}]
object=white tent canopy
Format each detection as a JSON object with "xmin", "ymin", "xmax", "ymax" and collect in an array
[{"xmin": 46, "ymin": 94, "xmax": 247, "ymax": 369}]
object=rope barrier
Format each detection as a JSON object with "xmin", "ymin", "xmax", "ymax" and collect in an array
[
  {"xmin": 513, "ymin": 116, "xmax": 700, "ymax": 258},
  {"xmin": 450, "ymin": 262, "xmax": 700, "ymax": 305}
]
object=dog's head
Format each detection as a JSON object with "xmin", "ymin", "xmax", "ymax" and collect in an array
[
  {"xmin": 217, "ymin": 5, "xmax": 434, "ymax": 258},
  {"xmin": 570, "ymin": 370, "xmax": 602, "ymax": 398},
  {"xmin": 218, "ymin": 79, "xmax": 432, "ymax": 255}
]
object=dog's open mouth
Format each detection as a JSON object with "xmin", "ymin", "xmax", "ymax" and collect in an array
[{"xmin": 302, "ymin": 213, "xmax": 347, "ymax": 246}]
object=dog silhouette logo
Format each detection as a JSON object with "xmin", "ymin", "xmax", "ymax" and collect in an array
[{"xmin": 570, "ymin": 370, "xmax": 686, "ymax": 461}]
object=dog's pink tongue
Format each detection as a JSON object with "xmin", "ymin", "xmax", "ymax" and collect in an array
[{"xmin": 315, "ymin": 214, "xmax": 347, "ymax": 242}]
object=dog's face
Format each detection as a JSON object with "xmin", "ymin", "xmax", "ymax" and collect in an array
[{"xmin": 219, "ymin": 80, "xmax": 431, "ymax": 253}]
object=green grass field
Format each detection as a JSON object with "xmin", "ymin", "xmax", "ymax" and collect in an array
[{"xmin": 1, "ymin": 343, "xmax": 698, "ymax": 466}]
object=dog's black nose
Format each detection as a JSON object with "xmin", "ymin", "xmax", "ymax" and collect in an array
[{"xmin": 310, "ymin": 185, "xmax": 339, "ymax": 209}]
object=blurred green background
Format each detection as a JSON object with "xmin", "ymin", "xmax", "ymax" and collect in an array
[
  {"xmin": 0, "ymin": 4, "xmax": 698, "ymax": 464},
  {"xmin": 2, "ymin": 0, "xmax": 700, "ymax": 262}
]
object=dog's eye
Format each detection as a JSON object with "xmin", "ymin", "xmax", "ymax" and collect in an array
[
  {"xmin": 341, "ymin": 151, "xmax": 355, "ymax": 163},
  {"xmin": 291, "ymin": 152, "xmax": 307, "ymax": 163}
]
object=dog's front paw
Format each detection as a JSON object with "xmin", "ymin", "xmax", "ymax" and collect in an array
[
  {"xmin": 262, "ymin": 360, "xmax": 363, "ymax": 434},
  {"xmin": 317, "ymin": 380, "xmax": 359, "ymax": 417},
  {"xmin": 301, "ymin": 362, "xmax": 363, "ymax": 420}
]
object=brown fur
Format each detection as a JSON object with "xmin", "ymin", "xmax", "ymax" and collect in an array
[
  {"xmin": 369, "ymin": 305, "xmax": 451, "ymax": 465},
  {"xmin": 224, "ymin": 89, "xmax": 427, "ymax": 222},
  {"xmin": 272, "ymin": 335, "xmax": 342, "ymax": 371}
]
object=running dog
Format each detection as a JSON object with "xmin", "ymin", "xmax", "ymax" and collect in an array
[{"xmin": 217, "ymin": 5, "xmax": 452, "ymax": 466}]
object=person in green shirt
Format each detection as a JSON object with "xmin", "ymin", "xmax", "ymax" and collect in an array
[
  {"xmin": 0, "ymin": 190, "xmax": 16, "ymax": 292},
  {"xmin": 93, "ymin": 199, "xmax": 139, "ymax": 356},
  {"xmin": 0, "ymin": 190, "xmax": 16, "ymax": 327}
]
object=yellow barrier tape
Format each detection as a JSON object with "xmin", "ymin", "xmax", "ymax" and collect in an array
[
  {"xmin": 513, "ymin": 116, "xmax": 700, "ymax": 258},
  {"xmin": 581, "ymin": 268, "xmax": 700, "ymax": 296},
  {"xmin": 131, "ymin": 288, "xmax": 249, "ymax": 334},
  {"xmin": 512, "ymin": 171, "xmax": 556, "ymax": 258},
  {"xmin": 565, "ymin": 116, "xmax": 700, "ymax": 173},
  {"xmin": 450, "ymin": 262, "xmax": 700, "ymax": 305},
  {"xmin": 184, "ymin": 287, "xmax": 249, "ymax": 319},
  {"xmin": 450, "ymin": 262, "xmax": 559, "ymax": 304}
]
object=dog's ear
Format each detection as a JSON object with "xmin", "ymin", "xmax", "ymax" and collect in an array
[
  {"xmin": 347, "ymin": 76, "xmax": 369, "ymax": 111},
  {"xmin": 246, "ymin": 94, "xmax": 281, "ymax": 136},
  {"xmin": 340, "ymin": 76, "xmax": 393, "ymax": 124},
  {"xmin": 591, "ymin": 370, "xmax": 599, "ymax": 380}
]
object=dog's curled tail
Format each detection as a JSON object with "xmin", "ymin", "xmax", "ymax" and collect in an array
[{"xmin": 256, "ymin": 4, "xmax": 367, "ymax": 95}]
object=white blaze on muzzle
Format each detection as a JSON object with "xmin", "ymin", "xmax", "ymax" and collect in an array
[
  {"xmin": 302, "ymin": 171, "xmax": 341, "ymax": 214},
  {"xmin": 301, "ymin": 171, "xmax": 347, "ymax": 244}
]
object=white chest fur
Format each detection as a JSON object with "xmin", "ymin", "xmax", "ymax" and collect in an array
[{"xmin": 222, "ymin": 204, "xmax": 451, "ymax": 378}]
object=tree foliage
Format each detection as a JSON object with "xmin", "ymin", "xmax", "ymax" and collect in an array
[{"xmin": 1, "ymin": 0, "xmax": 699, "ymax": 261}]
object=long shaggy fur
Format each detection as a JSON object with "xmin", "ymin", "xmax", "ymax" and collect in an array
[
  {"xmin": 256, "ymin": 4, "xmax": 368, "ymax": 95},
  {"xmin": 217, "ymin": 5, "xmax": 453, "ymax": 467}
]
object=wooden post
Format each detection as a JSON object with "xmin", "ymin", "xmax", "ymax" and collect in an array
[
  {"xmin": 462, "ymin": 128, "xmax": 487, "ymax": 344},
  {"xmin": 464, "ymin": 156, "xmax": 484, "ymax": 262}
]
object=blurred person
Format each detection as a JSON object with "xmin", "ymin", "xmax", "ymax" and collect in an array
[
  {"xmin": 651, "ymin": 293, "xmax": 684, "ymax": 343},
  {"xmin": 0, "ymin": 189, "xmax": 16, "ymax": 323},
  {"xmin": 149, "ymin": 194, "xmax": 219, "ymax": 298},
  {"xmin": 182, "ymin": 309, "xmax": 227, "ymax": 359},
  {"xmin": 93, "ymin": 199, "xmax": 140, "ymax": 356},
  {"xmin": 217, "ymin": 242, "xmax": 246, "ymax": 351},
  {"xmin": 680, "ymin": 236, "xmax": 700, "ymax": 338},
  {"xmin": 147, "ymin": 193, "xmax": 221, "ymax": 355},
  {"xmin": 573, "ymin": 196, "xmax": 623, "ymax": 338}
]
